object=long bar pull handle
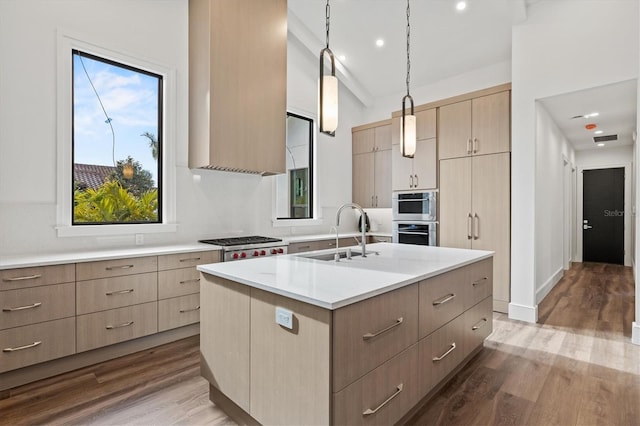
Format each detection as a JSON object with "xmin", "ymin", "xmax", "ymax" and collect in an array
[
  {"xmin": 472, "ymin": 318, "xmax": 488, "ymax": 331},
  {"xmin": 414, "ymin": 174, "xmax": 419, "ymax": 188},
  {"xmin": 409, "ymin": 175, "xmax": 414, "ymax": 188},
  {"xmin": 3, "ymin": 302, "xmax": 42, "ymax": 312},
  {"xmin": 472, "ymin": 277, "xmax": 488, "ymax": 287},
  {"xmin": 362, "ymin": 384, "xmax": 404, "ymax": 416},
  {"xmin": 473, "ymin": 213, "xmax": 479, "ymax": 240},
  {"xmin": 2, "ymin": 274, "xmax": 42, "ymax": 282},
  {"xmin": 105, "ymin": 289, "xmax": 134, "ymax": 296},
  {"xmin": 371, "ymin": 195, "xmax": 374, "ymax": 206},
  {"xmin": 432, "ymin": 293, "xmax": 456, "ymax": 306},
  {"xmin": 467, "ymin": 138, "xmax": 472, "ymax": 154},
  {"xmin": 105, "ymin": 264, "xmax": 134, "ymax": 271},
  {"xmin": 432, "ymin": 342, "xmax": 457, "ymax": 362},
  {"xmin": 179, "ymin": 278, "xmax": 201, "ymax": 285},
  {"xmin": 179, "ymin": 257, "xmax": 201, "ymax": 263},
  {"xmin": 473, "ymin": 137, "xmax": 478, "ymax": 153},
  {"xmin": 375, "ymin": 195, "xmax": 378, "ymax": 207},
  {"xmin": 467, "ymin": 213, "xmax": 473, "ymax": 239},
  {"xmin": 3, "ymin": 341, "xmax": 42, "ymax": 352},
  {"xmin": 105, "ymin": 321, "xmax": 134, "ymax": 330},
  {"xmin": 363, "ymin": 317, "xmax": 404, "ymax": 341},
  {"xmin": 180, "ymin": 306, "xmax": 200, "ymax": 313}
]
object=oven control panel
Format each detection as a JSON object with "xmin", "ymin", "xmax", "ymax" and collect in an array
[{"xmin": 224, "ymin": 245, "xmax": 288, "ymax": 262}]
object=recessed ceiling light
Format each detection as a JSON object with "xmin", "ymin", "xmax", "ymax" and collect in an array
[
  {"xmin": 594, "ymin": 130, "xmax": 603, "ymax": 135},
  {"xmin": 586, "ymin": 112, "xmax": 599, "ymax": 118},
  {"xmin": 597, "ymin": 143, "xmax": 605, "ymax": 147},
  {"xmin": 375, "ymin": 39, "xmax": 384, "ymax": 47},
  {"xmin": 456, "ymin": 1, "xmax": 467, "ymax": 11},
  {"xmin": 338, "ymin": 55, "xmax": 346, "ymax": 61}
]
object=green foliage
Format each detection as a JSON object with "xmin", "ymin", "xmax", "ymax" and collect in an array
[
  {"xmin": 74, "ymin": 180, "xmax": 158, "ymax": 223},
  {"xmin": 109, "ymin": 156, "xmax": 155, "ymax": 197},
  {"xmin": 141, "ymin": 131, "xmax": 159, "ymax": 161}
]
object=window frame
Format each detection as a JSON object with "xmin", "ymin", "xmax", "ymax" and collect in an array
[{"xmin": 56, "ymin": 31, "xmax": 177, "ymax": 237}]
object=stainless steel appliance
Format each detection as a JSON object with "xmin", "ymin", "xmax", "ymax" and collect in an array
[
  {"xmin": 199, "ymin": 236, "xmax": 288, "ymax": 262},
  {"xmin": 392, "ymin": 191, "xmax": 437, "ymax": 222},
  {"xmin": 392, "ymin": 221, "xmax": 437, "ymax": 246}
]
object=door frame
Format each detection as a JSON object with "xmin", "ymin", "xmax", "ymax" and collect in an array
[
  {"xmin": 562, "ymin": 156, "xmax": 575, "ymax": 270},
  {"xmin": 577, "ymin": 162, "xmax": 631, "ymax": 266}
]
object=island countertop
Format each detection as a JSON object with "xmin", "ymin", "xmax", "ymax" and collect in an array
[{"xmin": 197, "ymin": 243, "xmax": 493, "ymax": 310}]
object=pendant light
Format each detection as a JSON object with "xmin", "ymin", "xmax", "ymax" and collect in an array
[
  {"xmin": 400, "ymin": 0, "xmax": 416, "ymax": 158},
  {"xmin": 319, "ymin": 0, "xmax": 338, "ymax": 136}
]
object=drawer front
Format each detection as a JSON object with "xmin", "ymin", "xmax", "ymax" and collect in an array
[
  {"xmin": 419, "ymin": 268, "xmax": 466, "ymax": 339},
  {"xmin": 333, "ymin": 284, "xmax": 419, "ymax": 392},
  {"xmin": 76, "ymin": 302, "xmax": 158, "ymax": 352},
  {"xmin": 0, "ymin": 317, "xmax": 76, "ymax": 373},
  {"xmin": 158, "ymin": 294, "xmax": 200, "ymax": 332},
  {"xmin": 157, "ymin": 250, "xmax": 220, "ymax": 271},
  {"xmin": 287, "ymin": 241, "xmax": 320, "ymax": 254},
  {"xmin": 76, "ymin": 256, "xmax": 157, "ymax": 281},
  {"xmin": 1, "ymin": 264, "xmax": 75, "ymax": 291},
  {"xmin": 1, "ymin": 283, "xmax": 75, "ymax": 330},
  {"xmin": 463, "ymin": 296, "xmax": 493, "ymax": 358},
  {"xmin": 418, "ymin": 314, "xmax": 465, "ymax": 394},
  {"xmin": 369, "ymin": 236, "xmax": 391, "ymax": 243},
  {"xmin": 76, "ymin": 272, "xmax": 158, "ymax": 315},
  {"xmin": 333, "ymin": 344, "xmax": 419, "ymax": 426},
  {"xmin": 158, "ymin": 268, "xmax": 201, "ymax": 299},
  {"xmin": 463, "ymin": 258, "xmax": 493, "ymax": 310}
]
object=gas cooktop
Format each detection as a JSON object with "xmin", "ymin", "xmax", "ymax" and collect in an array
[{"xmin": 199, "ymin": 236, "xmax": 282, "ymax": 247}]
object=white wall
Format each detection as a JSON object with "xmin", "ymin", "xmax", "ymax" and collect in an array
[
  {"xmin": 0, "ymin": 0, "xmax": 365, "ymax": 257},
  {"xmin": 510, "ymin": 0, "xmax": 639, "ymax": 322}
]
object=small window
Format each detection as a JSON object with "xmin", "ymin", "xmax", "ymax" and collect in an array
[
  {"xmin": 275, "ymin": 112, "xmax": 314, "ymax": 219},
  {"xmin": 72, "ymin": 50, "xmax": 163, "ymax": 225}
]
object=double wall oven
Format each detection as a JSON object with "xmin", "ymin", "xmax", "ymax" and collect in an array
[{"xmin": 392, "ymin": 191, "xmax": 438, "ymax": 246}]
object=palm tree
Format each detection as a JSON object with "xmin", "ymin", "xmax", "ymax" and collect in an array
[{"xmin": 141, "ymin": 132, "xmax": 159, "ymax": 161}]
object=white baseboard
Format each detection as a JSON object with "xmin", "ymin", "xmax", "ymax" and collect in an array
[
  {"xmin": 633, "ymin": 322, "xmax": 640, "ymax": 346},
  {"xmin": 536, "ymin": 268, "xmax": 564, "ymax": 304},
  {"xmin": 508, "ymin": 302, "xmax": 538, "ymax": 323}
]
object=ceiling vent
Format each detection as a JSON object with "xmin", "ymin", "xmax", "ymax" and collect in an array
[{"xmin": 593, "ymin": 134, "xmax": 618, "ymax": 143}]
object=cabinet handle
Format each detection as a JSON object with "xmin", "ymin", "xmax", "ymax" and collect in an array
[
  {"xmin": 105, "ymin": 288, "xmax": 134, "ymax": 296},
  {"xmin": 432, "ymin": 293, "xmax": 456, "ymax": 306},
  {"xmin": 362, "ymin": 317, "xmax": 404, "ymax": 341},
  {"xmin": 467, "ymin": 213, "xmax": 473, "ymax": 239},
  {"xmin": 2, "ymin": 274, "xmax": 42, "ymax": 282},
  {"xmin": 179, "ymin": 257, "xmax": 201, "ymax": 263},
  {"xmin": 3, "ymin": 302, "xmax": 42, "ymax": 312},
  {"xmin": 105, "ymin": 264, "xmax": 134, "ymax": 271},
  {"xmin": 472, "ymin": 318, "xmax": 488, "ymax": 331},
  {"xmin": 433, "ymin": 342, "xmax": 457, "ymax": 362},
  {"xmin": 3, "ymin": 341, "xmax": 42, "ymax": 353},
  {"xmin": 362, "ymin": 383, "xmax": 404, "ymax": 416},
  {"xmin": 106, "ymin": 321, "xmax": 134, "ymax": 330},
  {"xmin": 375, "ymin": 195, "xmax": 378, "ymax": 207},
  {"xmin": 414, "ymin": 174, "xmax": 419, "ymax": 188},
  {"xmin": 371, "ymin": 195, "xmax": 375, "ymax": 206},
  {"xmin": 409, "ymin": 175, "xmax": 414, "ymax": 188},
  {"xmin": 180, "ymin": 278, "xmax": 200, "ymax": 285},
  {"xmin": 467, "ymin": 138, "xmax": 472, "ymax": 154},
  {"xmin": 298, "ymin": 245, "xmax": 311, "ymax": 250},
  {"xmin": 472, "ymin": 277, "xmax": 488, "ymax": 287},
  {"xmin": 473, "ymin": 137, "xmax": 478, "ymax": 153},
  {"xmin": 180, "ymin": 305, "xmax": 200, "ymax": 313},
  {"xmin": 473, "ymin": 213, "xmax": 479, "ymax": 240}
]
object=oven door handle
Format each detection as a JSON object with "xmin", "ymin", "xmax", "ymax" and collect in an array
[
  {"xmin": 397, "ymin": 231, "xmax": 431, "ymax": 236},
  {"xmin": 396, "ymin": 199, "xmax": 429, "ymax": 202}
]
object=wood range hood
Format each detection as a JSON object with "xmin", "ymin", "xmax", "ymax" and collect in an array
[{"xmin": 188, "ymin": 0, "xmax": 287, "ymax": 176}]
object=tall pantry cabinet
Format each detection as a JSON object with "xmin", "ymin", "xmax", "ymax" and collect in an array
[
  {"xmin": 352, "ymin": 121, "xmax": 392, "ymax": 208},
  {"xmin": 438, "ymin": 90, "xmax": 511, "ymax": 313}
]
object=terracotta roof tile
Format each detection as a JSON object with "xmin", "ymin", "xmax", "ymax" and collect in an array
[{"xmin": 74, "ymin": 163, "xmax": 115, "ymax": 190}]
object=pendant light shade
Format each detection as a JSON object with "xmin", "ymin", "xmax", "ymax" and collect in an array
[
  {"xmin": 319, "ymin": 0, "xmax": 338, "ymax": 136},
  {"xmin": 123, "ymin": 162, "xmax": 134, "ymax": 180},
  {"xmin": 400, "ymin": 0, "xmax": 416, "ymax": 158}
]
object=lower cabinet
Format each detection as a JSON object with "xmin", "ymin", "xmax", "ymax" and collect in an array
[
  {"xmin": 288, "ymin": 237, "xmax": 361, "ymax": 254},
  {"xmin": 158, "ymin": 293, "xmax": 201, "ymax": 332}
]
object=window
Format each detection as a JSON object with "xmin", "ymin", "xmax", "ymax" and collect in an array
[
  {"xmin": 72, "ymin": 50, "xmax": 163, "ymax": 225},
  {"xmin": 275, "ymin": 112, "xmax": 315, "ymax": 220}
]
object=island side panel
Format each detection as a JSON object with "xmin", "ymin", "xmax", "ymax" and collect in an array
[
  {"xmin": 200, "ymin": 273, "xmax": 251, "ymax": 412},
  {"xmin": 250, "ymin": 288, "xmax": 332, "ymax": 426}
]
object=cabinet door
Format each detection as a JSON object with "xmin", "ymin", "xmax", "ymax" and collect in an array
[
  {"xmin": 392, "ymin": 146, "xmax": 414, "ymax": 191},
  {"xmin": 353, "ymin": 128, "xmax": 375, "ymax": 154},
  {"xmin": 471, "ymin": 153, "xmax": 510, "ymax": 312},
  {"xmin": 416, "ymin": 109, "xmax": 436, "ymax": 140},
  {"xmin": 374, "ymin": 124, "xmax": 392, "ymax": 151},
  {"xmin": 374, "ymin": 149, "xmax": 392, "ymax": 208},
  {"xmin": 439, "ymin": 100, "xmax": 472, "ymax": 160},
  {"xmin": 471, "ymin": 91, "xmax": 510, "ymax": 156},
  {"xmin": 412, "ymin": 138, "xmax": 437, "ymax": 190},
  {"xmin": 353, "ymin": 152, "xmax": 375, "ymax": 208},
  {"xmin": 439, "ymin": 157, "xmax": 472, "ymax": 249}
]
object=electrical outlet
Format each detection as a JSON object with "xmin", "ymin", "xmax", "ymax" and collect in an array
[
  {"xmin": 275, "ymin": 307, "xmax": 293, "ymax": 329},
  {"xmin": 135, "ymin": 234, "xmax": 144, "ymax": 245}
]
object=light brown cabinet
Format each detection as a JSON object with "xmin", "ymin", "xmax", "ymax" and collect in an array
[
  {"xmin": 352, "ymin": 123, "xmax": 392, "ymax": 208},
  {"xmin": 188, "ymin": 0, "xmax": 286, "ymax": 175},
  {"xmin": 288, "ymin": 237, "xmax": 361, "ymax": 254},
  {"xmin": 438, "ymin": 91, "xmax": 510, "ymax": 160}
]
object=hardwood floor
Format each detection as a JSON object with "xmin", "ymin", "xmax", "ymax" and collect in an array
[{"xmin": 1, "ymin": 262, "xmax": 637, "ymax": 425}]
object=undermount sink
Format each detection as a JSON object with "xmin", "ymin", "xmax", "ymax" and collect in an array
[{"xmin": 299, "ymin": 250, "xmax": 362, "ymax": 262}]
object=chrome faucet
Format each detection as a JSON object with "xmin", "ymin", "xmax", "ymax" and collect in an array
[{"xmin": 336, "ymin": 203, "xmax": 367, "ymax": 257}]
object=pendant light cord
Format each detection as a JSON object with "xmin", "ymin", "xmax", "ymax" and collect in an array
[
  {"xmin": 406, "ymin": 0, "xmax": 411, "ymax": 97},
  {"xmin": 325, "ymin": 0, "xmax": 331, "ymax": 49}
]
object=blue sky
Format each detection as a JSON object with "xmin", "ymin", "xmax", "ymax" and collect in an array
[{"xmin": 73, "ymin": 53, "xmax": 160, "ymax": 184}]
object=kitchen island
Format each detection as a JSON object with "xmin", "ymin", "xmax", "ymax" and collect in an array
[{"xmin": 198, "ymin": 243, "xmax": 493, "ymax": 425}]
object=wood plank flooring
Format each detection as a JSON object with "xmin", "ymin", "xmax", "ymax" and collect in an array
[{"xmin": 1, "ymin": 262, "xmax": 637, "ymax": 425}]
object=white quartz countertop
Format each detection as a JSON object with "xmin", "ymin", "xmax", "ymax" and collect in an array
[
  {"xmin": 283, "ymin": 231, "xmax": 392, "ymax": 243},
  {"xmin": 198, "ymin": 243, "xmax": 493, "ymax": 310}
]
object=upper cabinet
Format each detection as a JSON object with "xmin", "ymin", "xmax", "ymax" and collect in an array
[
  {"xmin": 352, "ymin": 122, "xmax": 392, "ymax": 208},
  {"xmin": 439, "ymin": 91, "xmax": 510, "ymax": 160},
  {"xmin": 188, "ymin": 0, "xmax": 287, "ymax": 175},
  {"xmin": 391, "ymin": 109, "xmax": 437, "ymax": 191}
]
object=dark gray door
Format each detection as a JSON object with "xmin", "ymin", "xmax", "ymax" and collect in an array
[{"xmin": 582, "ymin": 167, "xmax": 624, "ymax": 264}]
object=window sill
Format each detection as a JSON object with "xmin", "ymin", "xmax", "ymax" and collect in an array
[
  {"xmin": 56, "ymin": 223, "xmax": 178, "ymax": 237},
  {"xmin": 272, "ymin": 218, "xmax": 324, "ymax": 228}
]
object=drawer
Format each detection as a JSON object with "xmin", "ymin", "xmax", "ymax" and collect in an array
[
  {"xmin": 369, "ymin": 236, "xmax": 391, "ymax": 243},
  {"xmin": 1, "ymin": 264, "xmax": 75, "ymax": 291},
  {"xmin": 419, "ymin": 268, "xmax": 466, "ymax": 339},
  {"xmin": 418, "ymin": 314, "xmax": 465, "ymax": 395},
  {"xmin": 463, "ymin": 258, "xmax": 493, "ymax": 309},
  {"xmin": 157, "ymin": 250, "xmax": 220, "ymax": 271},
  {"xmin": 333, "ymin": 284, "xmax": 418, "ymax": 392},
  {"xmin": 287, "ymin": 241, "xmax": 321, "ymax": 254},
  {"xmin": 0, "ymin": 317, "xmax": 76, "ymax": 373},
  {"xmin": 158, "ymin": 268, "xmax": 200, "ymax": 299},
  {"xmin": 76, "ymin": 302, "xmax": 158, "ymax": 352},
  {"xmin": 76, "ymin": 272, "xmax": 158, "ymax": 315},
  {"xmin": 1, "ymin": 282, "xmax": 75, "ymax": 330},
  {"xmin": 463, "ymin": 296, "xmax": 493, "ymax": 358},
  {"xmin": 158, "ymin": 294, "xmax": 200, "ymax": 332},
  {"xmin": 76, "ymin": 256, "xmax": 157, "ymax": 281},
  {"xmin": 333, "ymin": 344, "xmax": 419, "ymax": 426}
]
